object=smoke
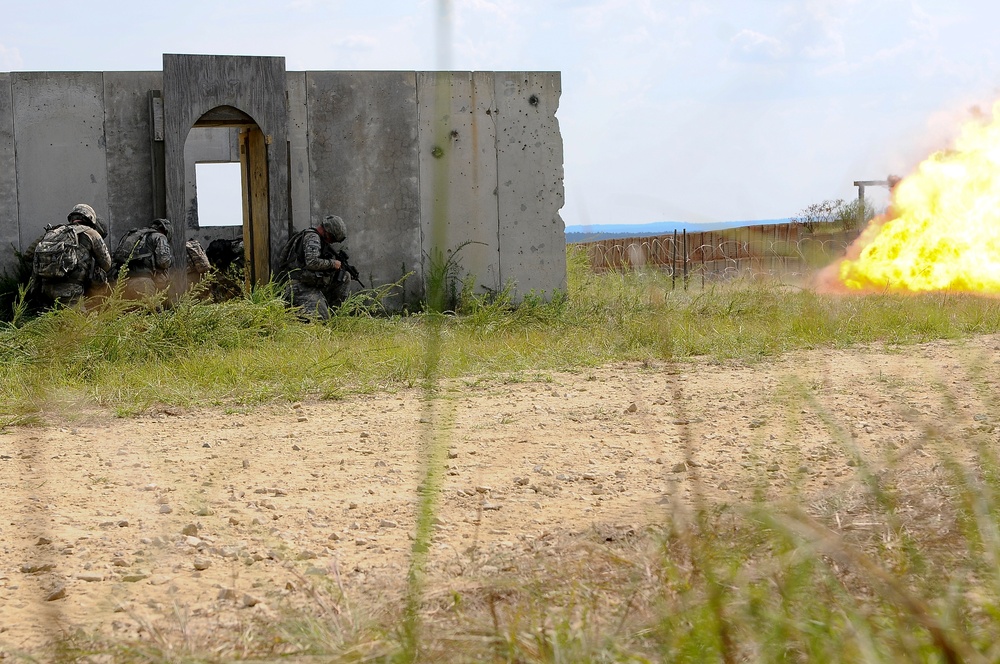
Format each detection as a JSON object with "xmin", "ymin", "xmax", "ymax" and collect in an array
[
  {"xmin": 812, "ymin": 218, "xmax": 887, "ymax": 294},
  {"xmin": 887, "ymin": 100, "xmax": 996, "ymax": 179}
]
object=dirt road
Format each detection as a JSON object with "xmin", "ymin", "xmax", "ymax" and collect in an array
[{"xmin": 1, "ymin": 333, "xmax": 995, "ymax": 655}]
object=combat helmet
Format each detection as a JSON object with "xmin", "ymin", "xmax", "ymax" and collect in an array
[
  {"xmin": 320, "ymin": 215, "xmax": 347, "ymax": 243},
  {"xmin": 91, "ymin": 216, "xmax": 108, "ymax": 238},
  {"xmin": 151, "ymin": 218, "xmax": 174, "ymax": 241},
  {"xmin": 67, "ymin": 203, "xmax": 98, "ymax": 226}
]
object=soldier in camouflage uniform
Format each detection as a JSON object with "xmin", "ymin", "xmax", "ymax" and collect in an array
[
  {"xmin": 277, "ymin": 215, "xmax": 351, "ymax": 320},
  {"xmin": 185, "ymin": 239, "xmax": 212, "ymax": 281},
  {"xmin": 26, "ymin": 203, "xmax": 112, "ymax": 308},
  {"xmin": 111, "ymin": 218, "xmax": 173, "ymax": 281}
]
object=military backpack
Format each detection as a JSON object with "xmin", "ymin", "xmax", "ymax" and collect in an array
[
  {"xmin": 32, "ymin": 224, "xmax": 83, "ymax": 279},
  {"xmin": 277, "ymin": 229, "xmax": 333, "ymax": 287},
  {"xmin": 111, "ymin": 228, "xmax": 157, "ymax": 275}
]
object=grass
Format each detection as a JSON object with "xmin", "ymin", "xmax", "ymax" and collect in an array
[
  {"xmin": 6, "ymin": 249, "xmax": 1000, "ymax": 661},
  {"xmin": 4, "ymin": 248, "xmax": 1000, "ymax": 422}
]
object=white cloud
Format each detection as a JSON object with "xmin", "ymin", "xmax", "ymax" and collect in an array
[
  {"xmin": 572, "ymin": 0, "xmax": 672, "ymax": 34},
  {"xmin": 730, "ymin": 29, "xmax": 788, "ymax": 60},
  {"xmin": 785, "ymin": 0, "xmax": 849, "ymax": 61},
  {"xmin": 458, "ymin": 0, "xmax": 521, "ymax": 22}
]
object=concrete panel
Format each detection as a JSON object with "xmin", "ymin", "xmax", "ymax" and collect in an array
[
  {"xmin": 495, "ymin": 72, "xmax": 566, "ymax": 298},
  {"xmin": 306, "ymin": 71, "xmax": 421, "ymax": 309},
  {"xmin": 416, "ymin": 71, "xmax": 501, "ymax": 298},
  {"xmin": 104, "ymin": 71, "xmax": 161, "ymax": 246},
  {"xmin": 286, "ymin": 72, "xmax": 311, "ymax": 233},
  {"xmin": 185, "ymin": 127, "xmax": 238, "ymax": 163},
  {"xmin": 13, "ymin": 72, "xmax": 110, "ymax": 257},
  {"xmin": 0, "ymin": 73, "xmax": 17, "ymax": 276}
]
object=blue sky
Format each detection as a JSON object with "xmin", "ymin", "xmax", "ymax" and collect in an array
[{"xmin": 3, "ymin": 0, "xmax": 1000, "ymax": 228}]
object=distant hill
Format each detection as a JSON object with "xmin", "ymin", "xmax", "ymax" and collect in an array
[{"xmin": 565, "ymin": 218, "xmax": 792, "ymax": 244}]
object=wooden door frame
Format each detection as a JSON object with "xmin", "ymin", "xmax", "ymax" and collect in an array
[{"xmin": 239, "ymin": 126, "xmax": 271, "ymax": 284}]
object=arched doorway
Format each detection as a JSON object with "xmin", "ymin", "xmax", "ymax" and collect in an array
[
  {"xmin": 162, "ymin": 54, "xmax": 289, "ymax": 291},
  {"xmin": 190, "ymin": 105, "xmax": 270, "ymax": 285}
]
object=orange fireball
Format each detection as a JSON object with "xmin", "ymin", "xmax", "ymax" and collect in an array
[{"xmin": 838, "ymin": 103, "xmax": 1000, "ymax": 293}]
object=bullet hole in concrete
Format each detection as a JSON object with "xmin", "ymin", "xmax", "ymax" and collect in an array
[
  {"xmin": 431, "ymin": 146, "xmax": 444, "ymax": 159},
  {"xmin": 528, "ymin": 94, "xmax": 539, "ymax": 106}
]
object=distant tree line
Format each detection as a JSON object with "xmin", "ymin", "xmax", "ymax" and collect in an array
[{"xmin": 791, "ymin": 198, "xmax": 877, "ymax": 233}]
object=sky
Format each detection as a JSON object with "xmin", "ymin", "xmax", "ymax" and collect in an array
[{"xmin": 3, "ymin": 0, "xmax": 1000, "ymax": 229}]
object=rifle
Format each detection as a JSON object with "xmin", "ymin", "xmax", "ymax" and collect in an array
[{"xmin": 332, "ymin": 249, "xmax": 365, "ymax": 288}]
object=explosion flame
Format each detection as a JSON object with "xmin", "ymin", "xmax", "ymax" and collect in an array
[{"xmin": 835, "ymin": 103, "xmax": 1000, "ymax": 293}]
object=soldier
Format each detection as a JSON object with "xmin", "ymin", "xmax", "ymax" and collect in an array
[
  {"xmin": 206, "ymin": 237, "xmax": 245, "ymax": 274},
  {"xmin": 185, "ymin": 238, "xmax": 212, "ymax": 282},
  {"xmin": 276, "ymin": 214, "xmax": 352, "ymax": 320},
  {"xmin": 26, "ymin": 203, "xmax": 112, "ymax": 308},
  {"xmin": 110, "ymin": 218, "xmax": 174, "ymax": 294}
]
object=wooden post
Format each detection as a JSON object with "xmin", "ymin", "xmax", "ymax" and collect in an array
[
  {"xmin": 682, "ymin": 229, "xmax": 688, "ymax": 290},
  {"xmin": 672, "ymin": 229, "xmax": 678, "ymax": 290},
  {"xmin": 701, "ymin": 231, "xmax": 706, "ymax": 288},
  {"xmin": 770, "ymin": 223, "xmax": 776, "ymax": 275}
]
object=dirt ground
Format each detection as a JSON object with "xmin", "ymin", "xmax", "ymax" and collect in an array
[{"xmin": 1, "ymin": 333, "xmax": 997, "ymax": 656}]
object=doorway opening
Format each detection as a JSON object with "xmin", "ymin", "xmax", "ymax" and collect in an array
[
  {"xmin": 184, "ymin": 107, "xmax": 272, "ymax": 285},
  {"xmin": 195, "ymin": 163, "xmax": 243, "ymax": 227}
]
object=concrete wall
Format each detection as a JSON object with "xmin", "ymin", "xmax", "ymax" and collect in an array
[
  {"xmin": 0, "ymin": 62, "xmax": 565, "ymax": 307},
  {"xmin": 417, "ymin": 71, "xmax": 501, "ymax": 299},
  {"xmin": 286, "ymin": 73, "xmax": 311, "ymax": 236},
  {"xmin": 11, "ymin": 72, "xmax": 111, "ymax": 256},
  {"xmin": 306, "ymin": 71, "xmax": 423, "ymax": 310},
  {"xmin": 414, "ymin": 71, "xmax": 566, "ymax": 301},
  {"xmin": 0, "ymin": 74, "xmax": 17, "ymax": 264},
  {"xmin": 495, "ymin": 72, "xmax": 566, "ymax": 296},
  {"xmin": 103, "ymin": 72, "xmax": 160, "ymax": 237}
]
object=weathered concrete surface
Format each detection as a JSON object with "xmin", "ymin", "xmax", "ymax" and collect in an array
[
  {"xmin": 286, "ymin": 72, "xmax": 311, "ymax": 234},
  {"xmin": 12, "ymin": 72, "xmax": 110, "ymax": 259},
  {"xmin": 495, "ymin": 72, "xmax": 566, "ymax": 297},
  {"xmin": 0, "ymin": 74, "xmax": 17, "ymax": 276},
  {"xmin": 163, "ymin": 54, "xmax": 289, "ymax": 280},
  {"xmin": 0, "ymin": 62, "xmax": 566, "ymax": 305},
  {"xmin": 307, "ymin": 71, "xmax": 422, "ymax": 309},
  {"xmin": 103, "ymin": 71, "xmax": 160, "ymax": 244},
  {"xmin": 417, "ymin": 71, "xmax": 501, "ymax": 301}
]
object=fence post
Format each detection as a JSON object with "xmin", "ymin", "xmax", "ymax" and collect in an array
[
  {"xmin": 701, "ymin": 231, "xmax": 706, "ymax": 289},
  {"xmin": 682, "ymin": 229, "xmax": 688, "ymax": 290},
  {"xmin": 671, "ymin": 230, "xmax": 678, "ymax": 290}
]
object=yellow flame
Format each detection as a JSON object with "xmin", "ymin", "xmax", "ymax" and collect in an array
[{"xmin": 839, "ymin": 102, "xmax": 1000, "ymax": 293}]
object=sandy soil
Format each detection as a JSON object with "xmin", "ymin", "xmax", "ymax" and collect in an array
[{"xmin": 1, "ymin": 334, "xmax": 997, "ymax": 656}]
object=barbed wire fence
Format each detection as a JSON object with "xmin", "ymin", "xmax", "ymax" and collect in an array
[{"xmin": 577, "ymin": 224, "xmax": 862, "ymax": 288}]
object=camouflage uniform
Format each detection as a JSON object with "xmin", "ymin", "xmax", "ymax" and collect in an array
[
  {"xmin": 149, "ymin": 232, "xmax": 173, "ymax": 275},
  {"xmin": 278, "ymin": 215, "xmax": 351, "ymax": 320},
  {"xmin": 26, "ymin": 203, "xmax": 112, "ymax": 307},
  {"xmin": 111, "ymin": 218, "xmax": 174, "ymax": 291},
  {"xmin": 186, "ymin": 239, "xmax": 212, "ymax": 277}
]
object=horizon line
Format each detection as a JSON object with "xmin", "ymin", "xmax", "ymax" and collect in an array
[{"xmin": 565, "ymin": 218, "xmax": 792, "ymax": 232}]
